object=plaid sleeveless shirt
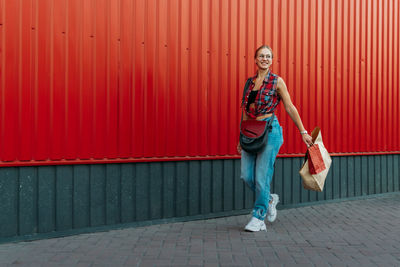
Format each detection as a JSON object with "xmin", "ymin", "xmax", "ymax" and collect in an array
[{"xmin": 242, "ymin": 72, "xmax": 280, "ymax": 118}]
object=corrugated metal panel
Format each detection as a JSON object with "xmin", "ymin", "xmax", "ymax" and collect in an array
[
  {"xmin": 1, "ymin": 155, "xmax": 399, "ymax": 240},
  {"xmin": 0, "ymin": 0, "xmax": 399, "ymax": 166}
]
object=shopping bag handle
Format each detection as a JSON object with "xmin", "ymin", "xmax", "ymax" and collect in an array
[{"xmin": 303, "ymin": 143, "xmax": 316, "ymax": 163}]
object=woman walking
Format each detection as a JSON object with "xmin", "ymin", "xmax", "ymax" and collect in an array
[{"xmin": 238, "ymin": 45, "xmax": 313, "ymax": 232}]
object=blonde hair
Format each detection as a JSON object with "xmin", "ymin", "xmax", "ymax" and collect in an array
[{"xmin": 254, "ymin": 45, "xmax": 273, "ymax": 59}]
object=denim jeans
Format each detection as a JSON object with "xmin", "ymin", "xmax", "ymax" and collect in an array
[{"xmin": 241, "ymin": 115, "xmax": 284, "ymax": 220}]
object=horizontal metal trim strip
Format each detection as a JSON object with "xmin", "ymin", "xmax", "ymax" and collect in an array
[{"xmin": 1, "ymin": 151, "xmax": 399, "ymax": 167}]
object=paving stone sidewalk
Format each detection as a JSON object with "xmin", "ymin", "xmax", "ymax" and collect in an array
[{"xmin": 0, "ymin": 193, "xmax": 399, "ymax": 267}]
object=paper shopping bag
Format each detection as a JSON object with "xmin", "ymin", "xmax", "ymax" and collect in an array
[
  {"xmin": 307, "ymin": 144, "xmax": 326, "ymax": 174},
  {"xmin": 299, "ymin": 127, "xmax": 332, "ymax": 192}
]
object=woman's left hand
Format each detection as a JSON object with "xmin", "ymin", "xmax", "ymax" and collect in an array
[{"xmin": 302, "ymin": 133, "xmax": 313, "ymax": 147}]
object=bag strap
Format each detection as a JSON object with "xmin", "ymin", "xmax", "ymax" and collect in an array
[
  {"xmin": 266, "ymin": 112, "xmax": 275, "ymax": 129},
  {"xmin": 303, "ymin": 144, "xmax": 316, "ymax": 163},
  {"xmin": 240, "ymin": 78, "xmax": 253, "ymax": 128},
  {"xmin": 303, "ymin": 149, "xmax": 309, "ymax": 163},
  {"xmin": 241, "ymin": 78, "xmax": 253, "ymax": 107}
]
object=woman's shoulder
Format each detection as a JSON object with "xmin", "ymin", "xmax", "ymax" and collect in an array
[
  {"xmin": 269, "ymin": 72, "xmax": 284, "ymax": 83},
  {"xmin": 270, "ymin": 72, "xmax": 280, "ymax": 79}
]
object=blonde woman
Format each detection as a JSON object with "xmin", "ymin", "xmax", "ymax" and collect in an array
[{"xmin": 238, "ymin": 45, "xmax": 313, "ymax": 232}]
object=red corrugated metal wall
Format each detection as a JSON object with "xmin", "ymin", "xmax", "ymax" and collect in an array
[{"xmin": 0, "ymin": 0, "xmax": 399, "ymax": 166}]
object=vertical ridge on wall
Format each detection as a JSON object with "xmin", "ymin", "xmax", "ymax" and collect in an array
[
  {"xmin": 226, "ymin": 0, "xmax": 233, "ymax": 155},
  {"xmin": 132, "ymin": 0, "xmax": 145, "ymax": 158},
  {"xmin": 396, "ymin": 0, "xmax": 400, "ymax": 151},
  {"xmin": 220, "ymin": 0, "xmax": 228, "ymax": 155},
  {"xmin": 0, "ymin": 0, "xmax": 3, "ymax": 160},
  {"xmin": 293, "ymin": 0, "xmax": 301, "ymax": 154},
  {"xmin": 80, "ymin": 0, "xmax": 90, "ymax": 159},
  {"xmin": 359, "ymin": 0, "xmax": 365, "ymax": 152},
  {"xmin": 354, "ymin": 0, "xmax": 360, "ymax": 153},
  {"xmin": 388, "ymin": 0, "xmax": 394, "ymax": 152},
  {"xmin": 366, "ymin": 0, "xmax": 372, "ymax": 153},
  {"xmin": 1, "ymin": 0, "xmax": 400, "ymax": 166},
  {"xmin": 107, "ymin": 0, "xmax": 119, "ymax": 159},
  {"xmin": 19, "ymin": 0, "xmax": 32, "ymax": 161},
  {"xmin": 2, "ymin": 0, "xmax": 18, "ymax": 161},
  {"xmin": 165, "ymin": 0, "xmax": 176, "ymax": 157},
  {"xmin": 347, "ymin": 0, "xmax": 354, "ymax": 153},
  {"xmin": 372, "ymin": 0, "xmax": 378, "ymax": 153},
  {"xmin": 118, "ymin": 0, "xmax": 132, "ymax": 158},
  {"xmin": 377, "ymin": 0, "xmax": 382, "ymax": 152}
]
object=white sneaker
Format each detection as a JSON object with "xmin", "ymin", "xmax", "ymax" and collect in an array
[
  {"xmin": 244, "ymin": 217, "xmax": 267, "ymax": 232},
  {"xmin": 267, "ymin": 194, "xmax": 279, "ymax": 223}
]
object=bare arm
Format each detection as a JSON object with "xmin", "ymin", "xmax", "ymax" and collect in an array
[{"xmin": 277, "ymin": 77, "xmax": 313, "ymax": 147}]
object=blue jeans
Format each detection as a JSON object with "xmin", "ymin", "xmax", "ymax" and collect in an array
[{"xmin": 241, "ymin": 116, "xmax": 283, "ymax": 220}]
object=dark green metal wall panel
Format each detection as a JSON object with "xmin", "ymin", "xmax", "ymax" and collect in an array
[
  {"xmin": 388, "ymin": 156, "xmax": 394, "ymax": 192},
  {"xmin": 361, "ymin": 157, "xmax": 368, "ymax": 195},
  {"xmin": 212, "ymin": 161, "xmax": 223, "ymax": 213},
  {"xmin": 38, "ymin": 167, "xmax": 56, "ymax": 233},
  {"xmin": 200, "ymin": 161, "xmax": 212, "ymax": 214},
  {"xmin": 375, "ymin": 157, "xmax": 382, "ymax": 194},
  {"xmin": 340, "ymin": 157, "xmax": 347, "ymax": 198},
  {"xmin": 188, "ymin": 161, "xmax": 200, "ymax": 216},
  {"xmin": 56, "ymin": 166, "xmax": 73, "ymax": 231},
  {"xmin": 106, "ymin": 164, "xmax": 121, "ymax": 225},
  {"xmin": 382, "ymin": 157, "xmax": 388, "ymax": 193},
  {"xmin": 90, "ymin": 165, "xmax": 106, "ymax": 226},
  {"xmin": 19, "ymin": 167, "xmax": 37, "ymax": 235},
  {"xmin": 135, "ymin": 164, "xmax": 149, "ymax": 221},
  {"xmin": 354, "ymin": 157, "xmax": 362, "ymax": 197},
  {"xmin": 347, "ymin": 157, "xmax": 355, "ymax": 197},
  {"xmin": 394, "ymin": 155, "xmax": 400, "ymax": 192},
  {"xmin": 163, "ymin": 163, "xmax": 175, "ymax": 218},
  {"xmin": 176, "ymin": 162, "xmax": 188, "ymax": 217},
  {"xmin": 0, "ymin": 168, "xmax": 18, "ymax": 237},
  {"xmin": 73, "ymin": 165, "xmax": 90, "ymax": 228},
  {"xmin": 0, "ymin": 155, "xmax": 399, "ymax": 242},
  {"xmin": 223, "ymin": 160, "xmax": 233, "ymax": 212},
  {"xmin": 368, "ymin": 157, "xmax": 375, "ymax": 195},
  {"xmin": 149, "ymin": 163, "xmax": 162, "ymax": 220},
  {"xmin": 233, "ymin": 161, "xmax": 243, "ymax": 210},
  {"xmin": 325, "ymin": 160, "xmax": 334, "ymax": 200},
  {"xmin": 121, "ymin": 164, "xmax": 135, "ymax": 223},
  {"xmin": 333, "ymin": 159, "xmax": 340, "ymax": 199},
  {"xmin": 282, "ymin": 160, "xmax": 291, "ymax": 205},
  {"xmin": 291, "ymin": 158, "xmax": 302, "ymax": 203}
]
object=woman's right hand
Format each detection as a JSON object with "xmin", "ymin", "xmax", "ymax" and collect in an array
[
  {"xmin": 237, "ymin": 142, "xmax": 242, "ymax": 154},
  {"xmin": 302, "ymin": 133, "xmax": 313, "ymax": 147}
]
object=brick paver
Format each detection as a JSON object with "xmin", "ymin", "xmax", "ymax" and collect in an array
[{"xmin": 0, "ymin": 193, "xmax": 399, "ymax": 266}]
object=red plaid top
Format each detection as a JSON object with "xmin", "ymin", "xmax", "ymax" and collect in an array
[{"xmin": 242, "ymin": 72, "xmax": 280, "ymax": 118}]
